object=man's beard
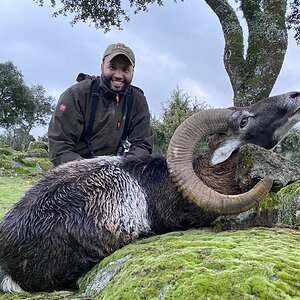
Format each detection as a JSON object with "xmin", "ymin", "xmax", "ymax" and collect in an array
[{"xmin": 101, "ymin": 74, "xmax": 131, "ymax": 93}]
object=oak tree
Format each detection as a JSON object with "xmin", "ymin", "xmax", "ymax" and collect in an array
[{"xmin": 34, "ymin": 0, "xmax": 299, "ymax": 107}]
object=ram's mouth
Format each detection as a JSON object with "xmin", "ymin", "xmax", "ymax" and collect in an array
[
  {"xmin": 290, "ymin": 91, "xmax": 300, "ymax": 118},
  {"xmin": 272, "ymin": 110, "xmax": 300, "ymax": 149},
  {"xmin": 291, "ymin": 107, "xmax": 300, "ymax": 123}
]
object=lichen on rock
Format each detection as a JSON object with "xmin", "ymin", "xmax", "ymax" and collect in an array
[{"xmin": 276, "ymin": 181, "xmax": 300, "ymax": 225}]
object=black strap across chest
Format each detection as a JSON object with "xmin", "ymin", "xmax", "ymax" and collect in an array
[
  {"xmin": 115, "ymin": 91, "xmax": 133, "ymax": 156},
  {"xmin": 85, "ymin": 77, "xmax": 133, "ymax": 157}
]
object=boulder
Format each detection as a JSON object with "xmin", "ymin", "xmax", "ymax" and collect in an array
[
  {"xmin": 236, "ymin": 144, "xmax": 300, "ymax": 191},
  {"xmin": 77, "ymin": 228, "xmax": 300, "ymax": 299}
]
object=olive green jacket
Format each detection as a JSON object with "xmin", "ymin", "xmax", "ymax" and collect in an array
[{"xmin": 48, "ymin": 75, "xmax": 153, "ymax": 166}]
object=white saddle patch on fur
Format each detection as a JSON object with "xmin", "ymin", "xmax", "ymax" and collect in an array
[{"xmin": 1, "ymin": 275, "xmax": 23, "ymax": 292}]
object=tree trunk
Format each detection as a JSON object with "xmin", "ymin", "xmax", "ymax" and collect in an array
[{"xmin": 204, "ymin": 0, "xmax": 288, "ymax": 106}]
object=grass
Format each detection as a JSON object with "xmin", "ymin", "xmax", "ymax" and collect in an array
[{"xmin": 0, "ymin": 176, "xmax": 37, "ymax": 220}]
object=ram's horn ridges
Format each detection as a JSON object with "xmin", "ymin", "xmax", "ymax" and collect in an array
[{"xmin": 167, "ymin": 108, "xmax": 273, "ymax": 215}]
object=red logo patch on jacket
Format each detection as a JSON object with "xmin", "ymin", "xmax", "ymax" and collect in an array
[{"xmin": 58, "ymin": 104, "xmax": 66, "ymax": 112}]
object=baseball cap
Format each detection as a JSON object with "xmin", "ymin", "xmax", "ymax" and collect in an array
[{"xmin": 102, "ymin": 43, "xmax": 135, "ymax": 67}]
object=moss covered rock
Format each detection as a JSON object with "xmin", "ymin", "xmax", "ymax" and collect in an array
[
  {"xmin": 0, "ymin": 145, "xmax": 51, "ymax": 176},
  {"xmin": 277, "ymin": 180, "xmax": 300, "ymax": 225},
  {"xmin": 236, "ymin": 144, "xmax": 300, "ymax": 191},
  {"xmin": 256, "ymin": 180, "xmax": 300, "ymax": 226},
  {"xmin": 27, "ymin": 141, "xmax": 48, "ymax": 151},
  {"xmin": 26, "ymin": 148, "xmax": 49, "ymax": 158},
  {"xmin": 76, "ymin": 228, "xmax": 300, "ymax": 300}
]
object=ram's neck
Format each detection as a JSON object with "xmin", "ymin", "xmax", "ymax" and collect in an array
[{"xmin": 193, "ymin": 153, "xmax": 241, "ymax": 195}]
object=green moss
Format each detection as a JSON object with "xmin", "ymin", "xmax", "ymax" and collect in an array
[
  {"xmin": 277, "ymin": 181, "xmax": 300, "ymax": 225},
  {"xmin": 0, "ymin": 160, "xmax": 13, "ymax": 169},
  {"xmin": 0, "ymin": 227, "xmax": 299, "ymax": 299},
  {"xmin": 13, "ymin": 153, "xmax": 27, "ymax": 161},
  {"xmin": 256, "ymin": 181, "xmax": 300, "ymax": 225},
  {"xmin": 259, "ymin": 192, "xmax": 281, "ymax": 210},
  {"xmin": 36, "ymin": 159, "xmax": 52, "ymax": 172},
  {"xmin": 77, "ymin": 228, "xmax": 300, "ymax": 300},
  {"xmin": 15, "ymin": 157, "xmax": 51, "ymax": 173},
  {"xmin": 27, "ymin": 141, "xmax": 48, "ymax": 151},
  {"xmin": 0, "ymin": 146, "xmax": 51, "ymax": 176},
  {"xmin": 0, "ymin": 147, "xmax": 13, "ymax": 156},
  {"xmin": 17, "ymin": 157, "xmax": 38, "ymax": 167},
  {"xmin": 237, "ymin": 146, "xmax": 254, "ymax": 170},
  {"xmin": 278, "ymin": 180, "xmax": 300, "ymax": 195},
  {"xmin": 0, "ymin": 149, "xmax": 52, "ymax": 176},
  {"xmin": 14, "ymin": 166, "xmax": 32, "ymax": 175},
  {"xmin": 26, "ymin": 148, "xmax": 49, "ymax": 158}
]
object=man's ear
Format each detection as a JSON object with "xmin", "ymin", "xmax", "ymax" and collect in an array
[
  {"xmin": 100, "ymin": 63, "xmax": 104, "ymax": 72},
  {"xmin": 210, "ymin": 138, "xmax": 241, "ymax": 165}
]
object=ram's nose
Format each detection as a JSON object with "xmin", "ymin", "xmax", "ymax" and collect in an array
[
  {"xmin": 288, "ymin": 91, "xmax": 300, "ymax": 114},
  {"xmin": 290, "ymin": 91, "xmax": 300, "ymax": 101},
  {"xmin": 289, "ymin": 92, "xmax": 300, "ymax": 105}
]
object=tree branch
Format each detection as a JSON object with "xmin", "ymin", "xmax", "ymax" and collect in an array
[
  {"xmin": 238, "ymin": 0, "xmax": 288, "ymax": 106},
  {"xmin": 204, "ymin": 0, "xmax": 245, "ymax": 104}
]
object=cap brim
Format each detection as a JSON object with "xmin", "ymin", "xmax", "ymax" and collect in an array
[{"xmin": 105, "ymin": 51, "xmax": 135, "ymax": 66}]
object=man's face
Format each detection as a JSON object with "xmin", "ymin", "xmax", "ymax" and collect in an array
[{"xmin": 101, "ymin": 55, "xmax": 134, "ymax": 92}]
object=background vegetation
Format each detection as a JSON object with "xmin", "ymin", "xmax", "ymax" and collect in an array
[
  {"xmin": 0, "ymin": 61, "xmax": 54, "ymax": 151},
  {"xmin": 0, "ymin": 177, "xmax": 37, "ymax": 220}
]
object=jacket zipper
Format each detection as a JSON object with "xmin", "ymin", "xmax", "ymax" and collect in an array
[{"xmin": 116, "ymin": 94, "xmax": 121, "ymax": 130}]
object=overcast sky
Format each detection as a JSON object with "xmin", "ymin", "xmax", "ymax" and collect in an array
[{"xmin": 0, "ymin": 0, "xmax": 299, "ymax": 137}]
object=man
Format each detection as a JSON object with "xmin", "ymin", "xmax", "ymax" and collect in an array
[{"xmin": 48, "ymin": 43, "xmax": 153, "ymax": 167}]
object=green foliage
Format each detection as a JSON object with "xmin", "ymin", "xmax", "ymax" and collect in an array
[
  {"xmin": 0, "ymin": 291, "xmax": 76, "ymax": 300},
  {"xmin": 151, "ymin": 87, "xmax": 211, "ymax": 155},
  {"xmin": 0, "ymin": 129, "xmax": 35, "ymax": 152},
  {"xmin": 0, "ymin": 61, "xmax": 29, "ymax": 128},
  {"xmin": 0, "ymin": 61, "xmax": 55, "ymax": 151},
  {"xmin": 27, "ymin": 140, "xmax": 48, "ymax": 151},
  {"xmin": 274, "ymin": 127, "xmax": 300, "ymax": 163},
  {"xmin": 33, "ymin": 0, "xmax": 300, "ymax": 44},
  {"xmin": 22, "ymin": 84, "xmax": 55, "ymax": 131},
  {"xmin": 33, "ymin": 0, "xmax": 165, "ymax": 32},
  {"xmin": 0, "ymin": 146, "xmax": 13, "ymax": 156}
]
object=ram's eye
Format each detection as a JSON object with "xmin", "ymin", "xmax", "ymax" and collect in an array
[{"xmin": 240, "ymin": 117, "xmax": 248, "ymax": 128}]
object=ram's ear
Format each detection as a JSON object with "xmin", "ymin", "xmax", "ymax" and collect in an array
[{"xmin": 210, "ymin": 138, "xmax": 241, "ymax": 165}]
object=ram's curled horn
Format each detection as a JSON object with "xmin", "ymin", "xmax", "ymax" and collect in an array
[{"xmin": 167, "ymin": 108, "xmax": 273, "ymax": 215}]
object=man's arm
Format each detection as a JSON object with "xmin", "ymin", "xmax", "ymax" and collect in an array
[{"xmin": 48, "ymin": 87, "xmax": 85, "ymax": 166}]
